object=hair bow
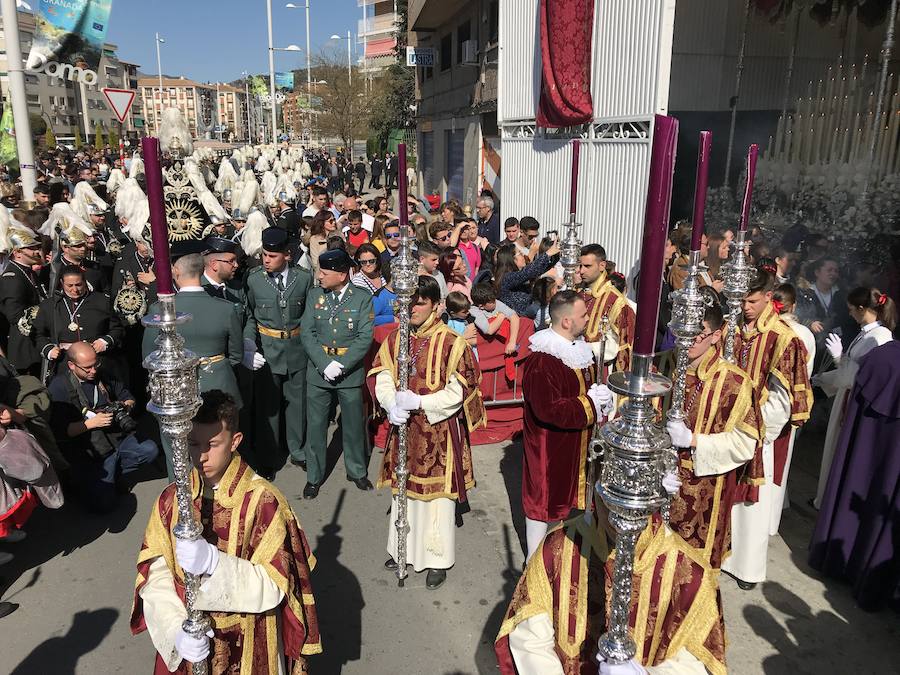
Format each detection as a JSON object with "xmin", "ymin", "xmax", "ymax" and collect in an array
[
  {"xmin": 772, "ymin": 299, "xmax": 785, "ymax": 314},
  {"xmin": 877, "ymin": 293, "xmax": 888, "ymax": 306}
]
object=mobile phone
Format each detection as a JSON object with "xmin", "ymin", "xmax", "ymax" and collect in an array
[{"xmin": 547, "ymin": 230, "xmax": 559, "ymax": 242}]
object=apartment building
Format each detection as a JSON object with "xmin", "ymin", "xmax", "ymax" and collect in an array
[
  {"xmin": 139, "ymin": 77, "xmax": 248, "ymax": 141},
  {"xmin": 359, "ymin": 0, "xmax": 399, "ymax": 77}
]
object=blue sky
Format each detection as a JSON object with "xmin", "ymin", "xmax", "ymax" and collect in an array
[{"xmin": 105, "ymin": 0, "xmax": 363, "ymax": 83}]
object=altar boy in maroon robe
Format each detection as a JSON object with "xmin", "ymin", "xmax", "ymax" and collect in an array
[{"xmin": 521, "ymin": 290, "xmax": 613, "ymax": 561}]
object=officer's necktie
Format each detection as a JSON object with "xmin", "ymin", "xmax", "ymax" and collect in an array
[{"xmin": 275, "ymin": 274, "xmax": 285, "ymax": 293}]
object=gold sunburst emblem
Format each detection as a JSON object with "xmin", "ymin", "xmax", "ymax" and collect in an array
[{"xmin": 166, "ymin": 198, "xmax": 205, "ymax": 241}]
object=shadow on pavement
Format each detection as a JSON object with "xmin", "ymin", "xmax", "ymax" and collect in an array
[
  {"xmin": 474, "ymin": 523, "xmax": 520, "ymax": 675},
  {"xmin": 308, "ymin": 489, "xmax": 364, "ymax": 675},
  {"xmin": 9, "ymin": 607, "xmax": 118, "ymax": 674},
  {"xmin": 498, "ymin": 440, "xmax": 526, "ymax": 557}
]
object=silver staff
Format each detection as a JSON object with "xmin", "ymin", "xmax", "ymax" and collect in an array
[
  {"xmin": 597, "ymin": 353, "xmax": 672, "ymax": 663},
  {"xmin": 721, "ymin": 229, "xmax": 753, "ymax": 362},
  {"xmin": 584, "ymin": 314, "xmax": 610, "ymax": 511},
  {"xmin": 560, "ymin": 215, "xmax": 582, "ymax": 290},
  {"xmin": 664, "ymin": 250, "xmax": 707, "ymax": 520},
  {"xmin": 391, "ymin": 143, "xmax": 417, "ymax": 587},
  {"xmin": 143, "ymin": 296, "xmax": 210, "ymax": 673}
]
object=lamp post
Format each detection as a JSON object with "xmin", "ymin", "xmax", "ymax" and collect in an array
[
  {"xmin": 286, "ymin": 2, "xmax": 312, "ymax": 102},
  {"xmin": 155, "ymin": 33, "xmax": 165, "ymax": 135},
  {"xmin": 329, "ymin": 32, "xmax": 353, "ymax": 86},
  {"xmin": 265, "ymin": 0, "xmax": 278, "ymax": 144},
  {"xmin": 269, "ymin": 44, "xmax": 304, "ymax": 145},
  {"xmin": 242, "ymin": 71, "xmax": 252, "ymax": 143}
]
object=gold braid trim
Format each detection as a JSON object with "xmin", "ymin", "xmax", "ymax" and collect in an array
[{"xmin": 496, "ymin": 535, "xmax": 557, "ymax": 641}]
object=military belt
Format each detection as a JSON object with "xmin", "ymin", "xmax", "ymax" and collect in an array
[
  {"xmin": 323, "ymin": 346, "xmax": 349, "ymax": 356},
  {"xmin": 258, "ymin": 326, "xmax": 301, "ymax": 339},
  {"xmin": 198, "ymin": 354, "xmax": 227, "ymax": 366}
]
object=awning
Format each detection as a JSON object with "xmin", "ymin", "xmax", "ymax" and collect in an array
[{"xmin": 365, "ymin": 37, "xmax": 397, "ymax": 58}]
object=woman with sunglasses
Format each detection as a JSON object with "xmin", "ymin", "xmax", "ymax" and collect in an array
[
  {"xmin": 304, "ymin": 210, "xmax": 338, "ymax": 281},
  {"xmin": 351, "ymin": 244, "xmax": 386, "ymax": 294}
]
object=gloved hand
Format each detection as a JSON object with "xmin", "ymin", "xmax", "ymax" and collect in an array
[
  {"xmin": 387, "ymin": 404, "xmax": 410, "ymax": 426},
  {"xmin": 597, "ymin": 656, "xmax": 648, "ymax": 675},
  {"xmin": 322, "ymin": 360, "xmax": 343, "ymax": 382},
  {"xmin": 175, "ymin": 537, "xmax": 220, "ymax": 577},
  {"xmin": 395, "ymin": 390, "xmax": 422, "ymax": 411},
  {"xmin": 662, "ymin": 471, "xmax": 682, "ymax": 496},
  {"xmin": 666, "ymin": 419, "xmax": 693, "ymax": 448},
  {"xmin": 174, "ymin": 627, "xmax": 215, "ymax": 664},
  {"xmin": 587, "ymin": 383, "xmax": 614, "ymax": 416},
  {"xmin": 242, "ymin": 339, "xmax": 266, "ymax": 371},
  {"xmin": 825, "ymin": 333, "xmax": 843, "ymax": 361}
]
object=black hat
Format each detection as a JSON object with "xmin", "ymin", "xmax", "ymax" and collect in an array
[
  {"xmin": 202, "ymin": 235, "xmax": 239, "ymax": 256},
  {"xmin": 318, "ymin": 249, "xmax": 353, "ymax": 273},
  {"xmin": 170, "ymin": 239, "xmax": 207, "ymax": 261},
  {"xmin": 261, "ymin": 227, "xmax": 289, "ymax": 253}
]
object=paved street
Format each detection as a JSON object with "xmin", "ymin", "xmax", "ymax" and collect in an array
[{"xmin": 2, "ymin": 426, "xmax": 898, "ymax": 674}]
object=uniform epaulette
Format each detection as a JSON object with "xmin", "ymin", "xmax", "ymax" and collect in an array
[
  {"xmin": 2, "ymin": 272, "xmax": 15, "ymax": 277},
  {"xmin": 248, "ymin": 265, "xmax": 264, "ymax": 277}
]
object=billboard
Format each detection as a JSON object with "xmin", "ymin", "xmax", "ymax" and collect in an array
[
  {"xmin": 275, "ymin": 71, "xmax": 295, "ymax": 91},
  {"xmin": 26, "ymin": 0, "xmax": 114, "ymax": 85}
]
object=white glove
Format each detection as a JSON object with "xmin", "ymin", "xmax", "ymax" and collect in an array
[
  {"xmin": 665, "ymin": 419, "xmax": 693, "ymax": 448},
  {"xmin": 825, "ymin": 333, "xmax": 843, "ymax": 361},
  {"xmin": 174, "ymin": 627, "xmax": 214, "ymax": 664},
  {"xmin": 394, "ymin": 390, "xmax": 422, "ymax": 411},
  {"xmin": 241, "ymin": 339, "xmax": 266, "ymax": 370},
  {"xmin": 587, "ymin": 383, "xmax": 614, "ymax": 416},
  {"xmin": 322, "ymin": 360, "xmax": 343, "ymax": 382},
  {"xmin": 387, "ymin": 404, "xmax": 410, "ymax": 426},
  {"xmin": 598, "ymin": 656, "xmax": 648, "ymax": 675},
  {"xmin": 175, "ymin": 537, "xmax": 220, "ymax": 577},
  {"xmin": 662, "ymin": 471, "xmax": 682, "ymax": 496}
]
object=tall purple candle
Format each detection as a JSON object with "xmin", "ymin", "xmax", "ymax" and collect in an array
[
  {"xmin": 570, "ymin": 139, "xmax": 580, "ymax": 216},
  {"xmin": 397, "ymin": 143, "xmax": 409, "ymax": 231},
  {"xmin": 690, "ymin": 131, "xmax": 712, "ymax": 251},
  {"xmin": 738, "ymin": 143, "xmax": 759, "ymax": 232},
  {"xmin": 633, "ymin": 115, "xmax": 679, "ymax": 356},
  {"xmin": 141, "ymin": 137, "xmax": 174, "ymax": 295}
]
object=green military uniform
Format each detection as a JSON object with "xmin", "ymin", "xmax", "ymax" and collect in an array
[
  {"xmin": 142, "ymin": 289, "xmax": 243, "ymax": 479},
  {"xmin": 300, "ymin": 281, "xmax": 374, "ymax": 486},
  {"xmin": 244, "ymin": 264, "xmax": 312, "ymax": 475}
]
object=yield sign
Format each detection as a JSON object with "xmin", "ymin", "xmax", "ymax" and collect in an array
[{"xmin": 101, "ymin": 88, "xmax": 136, "ymax": 123}]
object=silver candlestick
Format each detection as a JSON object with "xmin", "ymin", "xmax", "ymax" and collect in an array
[
  {"xmin": 664, "ymin": 250, "xmax": 707, "ymax": 519},
  {"xmin": 390, "ymin": 207, "xmax": 418, "ymax": 589},
  {"xmin": 143, "ymin": 294, "xmax": 210, "ymax": 674},
  {"xmin": 560, "ymin": 215, "xmax": 582, "ymax": 290},
  {"xmin": 597, "ymin": 353, "xmax": 672, "ymax": 663},
  {"xmin": 721, "ymin": 229, "xmax": 753, "ymax": 362}
]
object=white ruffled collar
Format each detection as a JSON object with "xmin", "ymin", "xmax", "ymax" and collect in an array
[{"xmin": 529, "ymin": 328, "xmax": 595, "ymax": 370}]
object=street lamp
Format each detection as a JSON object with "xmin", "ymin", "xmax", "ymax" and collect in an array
[
  {"xmin": 271, "ymin": 44, "xmax": 304, "ymax": 52},
  {"xmin": 155, "ymin": 33, "xmax": 165, "ymax": 134},
  {"xmin": 285, "ymin": 1, "xmax": 312, "ymax": 101},
  {"xmin": 329, "ymin": 32, "xmax": 353, "ymax": 86}
]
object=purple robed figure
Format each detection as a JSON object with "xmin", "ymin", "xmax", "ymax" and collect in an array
[{"xmin": 809, "ymin": 340, "xmax": 900, "ymax": 612}]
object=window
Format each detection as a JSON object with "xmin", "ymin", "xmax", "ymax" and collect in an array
[
  {"xmin": 456, "ymin": 20, "xmax": 470, "ymax": 64},
  {"xmin": 26, "ymin": 94, "xmax": 39, "ymax": 106},
  {"xmin": 440, "ymin": 34, "xmax": 452, "ymax": 72}
]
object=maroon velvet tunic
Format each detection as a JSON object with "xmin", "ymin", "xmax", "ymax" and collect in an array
[{"xmin": 522, "ymin": 351, "xmax": 597, "ymax": 521}]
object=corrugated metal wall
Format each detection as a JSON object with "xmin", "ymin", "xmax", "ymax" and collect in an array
[
  {"xmin": 497, "ymin": 0, "xmax": 541, "ymax": 122},
  {"xmin": 501, "ymin": 134, "xmax": 652, "ymax": 278}
]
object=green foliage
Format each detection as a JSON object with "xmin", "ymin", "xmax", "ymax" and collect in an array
[
  {"xmin": 44, "ymin": 126, "xmax": 57, "ymax": 148},
  {"xmin": 74, "ymin": 127, "xmax": 83, "ymax": 149},
  {"xmin": 94, "ymin": 123, "xmax": 105, "ymax": 149},
  {"xmin": 108, "ymin": 128, "xmax": 119, "ymax": 150},
  {"xmin": 368, "ymin": 62, "xmax": 415, "ymax": 149}
]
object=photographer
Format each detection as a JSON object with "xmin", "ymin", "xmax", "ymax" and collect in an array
[{"xmin": 48, "ymin": 341, "xmax": 157, "ymax": 513}]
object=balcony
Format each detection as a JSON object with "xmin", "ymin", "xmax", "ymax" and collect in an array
[
  {"xmin": 357, "ymin": 0, "xmax": 393, "ymax": 6},
  {"xmin": 358, "ymin": 13, "xmax": 396, "ymax": 38},
  {"xmin": 408, "ymin": 0, "xmax": 466, "ymax": 31}
]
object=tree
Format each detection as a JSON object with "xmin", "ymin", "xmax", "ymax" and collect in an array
[
  {"xmin": 108, "ymin": 128, "xmax": 119, "ymax": 150},
  {"xmin": 313, "ymin": 55, "xmax": 371, "ymax": 152},
  {"xmin": 44, "ymin": 127, "xmax": 57, "ymax": 148},
  {"xmin": 94, "ymin": 123, "xmax": 105, "ymax": 150},
  {"xmin": 368, "ymin": 62, "xmax": 415, "ymax": 151},
  {"xmin": 74, "ymin": 127, "xmax": 84, "ymax": 149}
]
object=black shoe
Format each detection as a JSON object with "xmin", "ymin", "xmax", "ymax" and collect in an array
[
  {"xmin": 0, "ymin": 552, "xmax": 13, "ymax": 566},
  {"xmin": 425, "ymin": 568, "xmax": 447, "ymax": 589},
  {"xmin": 384, "ymin": 557, "xmax": 398, "ymax": 571},
  {"xmin": 290, "ymin": 459, "xmax": 307, "ymax": 471},
  {"xmin": 0, "ymin": 601, "xmax": 18, "ymax": 619},
  {"xmin": 303, "ymin": 482, "xmax": 320, "ymax": 499},
  {"xmin": 349, "ymin": 476, "xmax": 374, "ymax": 491},
  {"xmin": 736, "ymin": 579, "xmax": 757, "ymax": 591}
]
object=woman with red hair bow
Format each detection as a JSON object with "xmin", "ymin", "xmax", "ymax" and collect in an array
[{"xmin": 811, "ymin": 287, "xmax": 896, "ymax": 510}]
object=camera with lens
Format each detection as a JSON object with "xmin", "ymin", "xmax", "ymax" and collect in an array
[{"xmin": 97, "ymin": 401, "xmax": 138, "ymax": 434}]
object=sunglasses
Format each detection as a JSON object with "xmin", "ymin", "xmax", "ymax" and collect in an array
[
  {"xmin": 385, "ymin": 232, "xmax": 401, "ymax": 239},
  {"xmin": 437, "ymin": 233, "xmax": 451, "ymax": 241},
  {"xmin": 358, "ymin": 258, "xmax": 378, "ymax": 266}
]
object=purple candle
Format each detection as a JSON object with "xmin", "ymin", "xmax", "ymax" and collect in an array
[
  {"xmin": 690, "ymin": 131, "xmax": 712, "ymax": 251},
  {"xmin": 141, "ymin": 136, "xmax": 174, "ymax": 295},
  {"xmin": 633, "ymin": 115, "xmax": 679, "ymax": 356},
  {"xmin": 738, "ymin": 144, "xmax": 759, "ymax": 232},
  {"xmin": 570, "ymin": 139, "xmax": 580, "ymax": 216},
  {"xmin": 397, "ymin": 143, "xmax": 409, "ymax": 232}
]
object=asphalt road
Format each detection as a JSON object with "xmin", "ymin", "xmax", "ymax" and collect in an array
[{"xmin": 1, "ymin": 426, "xmax": 897, "ymax": 674}]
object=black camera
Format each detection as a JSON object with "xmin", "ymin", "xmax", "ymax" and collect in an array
[{"xmin": 98, "ymin": 402, "xmax": 138, "ymax": 434}]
